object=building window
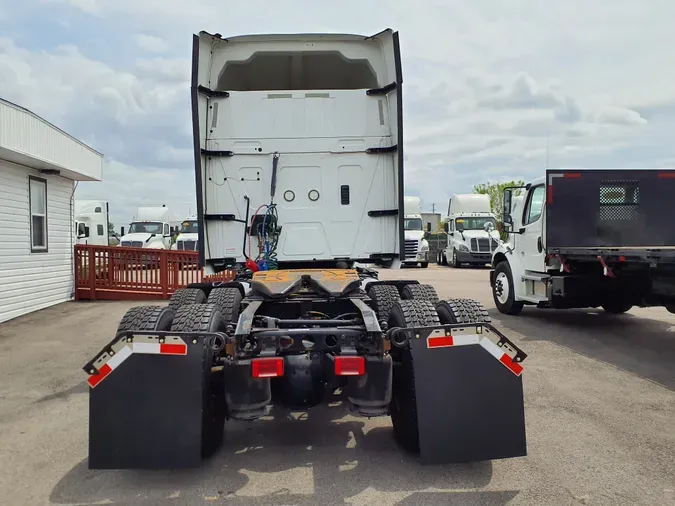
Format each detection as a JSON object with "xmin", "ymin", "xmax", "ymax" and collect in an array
[{"xmin": 29, "ymin": 176, "xmax": 48, "ymax": 253}]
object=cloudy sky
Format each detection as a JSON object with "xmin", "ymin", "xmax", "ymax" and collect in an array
[{"xmin": 2, "ymin": 1, "xmax": 674, "ymax": 228}]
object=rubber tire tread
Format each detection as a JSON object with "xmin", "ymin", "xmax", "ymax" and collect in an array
[
  {"xmin": 601, "ymin": 301, "xmax": 633, "ymax": 314},
  {"xmin": 400, "ymin": 283, "xmax": 439, "ymax": 303},
  {"xmin": 169, "ymin": 303, "xmax": 227, "ymax": 458},
  {"xmin": 206, "ymin": 287, "xmax": 242, "ymax": 322},
  {"xmin": 117, "ymin": 305, "xmax": 174, "ymax": 333},
  {"xmin": 388, "ymin": 299, "xmax": 440, "ymax": 455},
  {"xmin": 436, "ymin": 298, "xmax": 491, "ymax": 324},
  {"xmin": 367, "ymin": 284, "xmax": 400, "ymax": 323},
  {"xmin": 168, "ymin": 287, "xmax": 207, "ymax": 312},
  {"xmin": 170, "ymin": 303, "xmax": 226, "ymax": 332}
]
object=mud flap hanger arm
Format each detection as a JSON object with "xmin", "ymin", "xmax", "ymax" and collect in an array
[{"xmin": 386, "ymin": 322, "xmax": 528, "ymax": 364}]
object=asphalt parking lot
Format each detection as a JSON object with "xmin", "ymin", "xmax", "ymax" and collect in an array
[{"xmin": 1, "ymin": 265, "xmax": 674, "ymax": 506}]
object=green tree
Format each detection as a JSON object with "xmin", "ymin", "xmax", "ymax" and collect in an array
[
  {"xmin": 108, "ymin": 221, "xmax": 115, "ymax": 235},
  {"xmin": 473, "ymin": 180, "xmax": 526, "ymax": 222}
]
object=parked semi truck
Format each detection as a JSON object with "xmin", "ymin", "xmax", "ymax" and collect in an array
[
  {"xmin": 74, "ymin": 200, "xmax": 110, "ymax": 246},
  {"xmin": 171, "ymin": 215, "xmax": 199, "ymax": 251},
  {"xmin": 437, "ymin": 194, "xmax": 500, "ymax": 268},
  {"xmin": 491, "ymin": 169, "xmax": 675, "ymax": 315},
  {"xmin": 403, "ymin": 196, "xmax": 430, "ymax": 268},
  {"xmin": 83, "ymin": 29, "xmax": 528, "ymax": 470},
  {"xmin": 118, "ymin": 205, "xmax": 172, "ymax": 250}
]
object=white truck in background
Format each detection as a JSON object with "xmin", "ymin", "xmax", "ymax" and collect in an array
[
  {"xmin": 491, "ymin": 169, "xmax": 675, "ymax": 315},
  {"xmin": 438, "ymin": 194, "xmax": 499, "ymax": 268},
  {"xmin": 74, "ymin": 200, "xmax": 110, "ymax": 246},
  {"xmin": 403, "ymin": 196, "xmax": 430, "ymax": 268},
  {"xmin": 171, "ymin": 216, "xmax": 199, "ymax": 251},
  {"xmin": 119, "ymin": 205, "xmax": 172, "ymax": 250}
]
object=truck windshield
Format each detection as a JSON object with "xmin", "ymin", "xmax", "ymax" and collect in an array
[
  {"xmin": 179, "ymin": 221, "xmax": 198, "ymax": 234},
  {"xmin": 456, "ymin": 217, "xmax": 496, "ymax": 231},
  {"xmin": 128, "ymin": 222, "xmax": 163, "ymax": 234},
  {"xmin": 404, "ymin": 218, "xmax": 424, "ymax": 231}
]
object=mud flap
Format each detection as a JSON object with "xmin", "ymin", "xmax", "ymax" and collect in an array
[
  {"xmin": 85, "ymin": 331, "xmax": 222, "ymax": 469},
  {"xmin": 406, "ymin": 324, "xmax": 527, "ymax": 464}
]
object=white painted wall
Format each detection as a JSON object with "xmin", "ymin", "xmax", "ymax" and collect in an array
[{"xmin": 0, "ymin": 160, "xmax": 75, "ymax": 323}]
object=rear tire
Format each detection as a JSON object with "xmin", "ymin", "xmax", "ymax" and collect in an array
[
  {"xmin": 367, "ymin": 284, "xmax": 401, "ymax": 325},
  {"xmin": 400, "ymin": 283, "xmax": 439, "ymax": 303},
  {"xmin": 206, "ymin": 287, "xmax": 242, "ymax": 323},
  {"xmin": 387, "ymin": 300, "xmax": 440, "ymax": 454},
  {"xmin": 168, "ymin": 287, "xmax": 206, "ymax": 312},
  {"xmin": 117, "ymin": 306, "xmax": 174, "ymax": 333},
  {"xmin": 169, "ymin": 304, "xmax": 227, "ymax": 458},
  {"xmin": 436, "ymin": 298, "xmax": 491, "ymax": 324},
  {"xmin": 492, "ymin": 261, "xmax": 524, "ymax": 315}
]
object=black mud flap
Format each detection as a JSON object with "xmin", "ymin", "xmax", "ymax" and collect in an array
[
  {"xmin": 84, "ymin": 331, "xmax": 225, "ymax": 469},
  {"xmin": 393, "ymin": 323, "xmax": 527, "ymax": 464}
]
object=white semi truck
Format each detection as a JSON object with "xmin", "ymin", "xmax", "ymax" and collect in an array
[
  {"xmin": 437, "ymin": 194, "xmax": 500, "ymax": 268},
  {"xmin": 83, "ymin": 28, "xmax": 529, "ymax": 471},
  {"xmin": 491, "ymin": 169, "xmax": 675, "ymax": 315},
  {"xmin": 171, "ymin": 215, "xmax": 199, "ymax": 251},
  {"xmin": 118, "ymin": 206, "xmax": 172, "ymax": 250},
  {"xmin": 74, "ymin": 200, "xmax": 110, "ymax": 246},
  {"xmin": 402, "ymin": 196, "xmax": 430, "ymax": 268}
]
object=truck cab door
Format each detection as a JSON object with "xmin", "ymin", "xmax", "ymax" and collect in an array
[{"xmin": 519, "ymin": 184, "xmax": 546, "ymax": 272}]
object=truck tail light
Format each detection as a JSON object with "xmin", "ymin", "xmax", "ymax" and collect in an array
[
  {"xmin": 252, "ymin": 357, "xmax": 284, "ymax": 378},
  {"xmin": 334, "ymin": 356, "xmax": 365, "ymax": 376}
]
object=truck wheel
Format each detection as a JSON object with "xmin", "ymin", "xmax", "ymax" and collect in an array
[
  {"xmin": 421, "ymin": 262, "xmax": 429, "ymax": 268},
  {"xmin": 367, "ymin": 284, "xmax": 400, "ymax": 324},
  {"xmin": 206, "ymin": 287, "xmax": 242, "ymax": 323},
  {"xmin": 436, "ymin": 252, "xmax": 442, "ymax": 265},
  {"xmin": 441, "ymin": 252, "xmax": 448, "ymax": 266},
  {"xmin": 169, "ymin": 304, "xmax": 227, "ymax": 458},
  {"xmin": 388, "ymin": 300, "xmax": 440, "ymax": 454},
  {"xmin": 492, "ymin": 261, "xmax": 524, "ymax": 315},
  {"xmin": 168, "ymin": 287, "xmax": 206, "ymax": 311},
  {"xmin": 117, "ymin": 305, "xmax": 175, "ymax": 333},
  {"xmin": 401, "ymin": 283, "xmax": 439, "ymax": 303},
  {"xmin": 436, "ymin": 298, "xmax": 491, "ymax": 324},
  {"xmin": 601, "ymin": 301, "xmax": 633, "ymax": 314},
  {"xmin": 451, "ymin": 248, "xmax": 461, "ymax": 268}
]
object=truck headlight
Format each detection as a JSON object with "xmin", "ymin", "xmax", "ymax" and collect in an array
[
  {"xmin": 458, "ymin": 244, "xmax": 469, "ymax": 252},
  {"xmin": 420, "ymin": 243, "xmax": 429, "ymax": 251}
]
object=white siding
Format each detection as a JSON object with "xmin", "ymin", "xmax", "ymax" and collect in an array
[
  {"xmin": 0, "ymin": 99, "xmax": 103, "ymax": 181},
  {"xmin": 0, "ymin": 160, "xmax": 75, "ymax": 323}
]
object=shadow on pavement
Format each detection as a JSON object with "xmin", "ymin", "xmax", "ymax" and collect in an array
[
  {"xmin": 50, "ymin": 399, "xmax": 518, "ymax": 505},
  {"xmin": 492, "ymin": 307, "xmax": 675, "ymax": 390}
]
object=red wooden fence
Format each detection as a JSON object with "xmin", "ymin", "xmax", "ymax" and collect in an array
[{"xmin": 74, "ymin": 245, "xmax": 235, "ymax": 301}]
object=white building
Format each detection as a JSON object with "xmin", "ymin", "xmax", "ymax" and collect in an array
[{"xmin": 0, "ymin": 98, "xmax": 103, "ymax": 323}]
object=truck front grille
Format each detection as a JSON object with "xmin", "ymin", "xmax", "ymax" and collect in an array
[
  {"xmin": 121, "ymin": 241, "xmax": 144, "ymax": 248},
  {"xmin": 470, "ymin": 238, "xmax": 498, "ymax": 252},
  {"xmin": 177, "ymin": 240, "xmax": 197, "ymax": 251},
  {"xmin": 405, "ymin": 239, "xmax": 419, "ymax": 257}
]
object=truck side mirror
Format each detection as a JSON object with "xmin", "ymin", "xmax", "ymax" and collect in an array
[
  {"xmin": 443, "ymin": 222, "xmax": 449, "ymax": 233},
  {"xmin": 503, "ymin": 190, "xmax": 513, "ymax": 227},
  {"xmin": 121, "ymin": 226, "xmax": 125, "ymax": 236}
]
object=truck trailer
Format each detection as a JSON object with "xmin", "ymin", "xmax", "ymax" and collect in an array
[
  {"xmin": 82, "ymin": 29, "xmax": 528, "ymax": 469},
  {"xmin": 491, "ymin": 168, "xmax": 675, "ymax": 315}
]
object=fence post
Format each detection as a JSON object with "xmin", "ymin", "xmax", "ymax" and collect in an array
[
  {"xmin": 160, "ymin": 250, "xmax": 169, "ymax": 299},
  {"xmin": 88, "ymin": 247, "xmax": 97, "ymax": 301}
]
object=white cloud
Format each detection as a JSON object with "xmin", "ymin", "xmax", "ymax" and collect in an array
[
  {"xmin": 4, "ymin": 0, "xmax": 675, "ymax": 216},
  {"xmin": 135, "ymin": 34, "xmax": 169, "ymax": 53}
]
